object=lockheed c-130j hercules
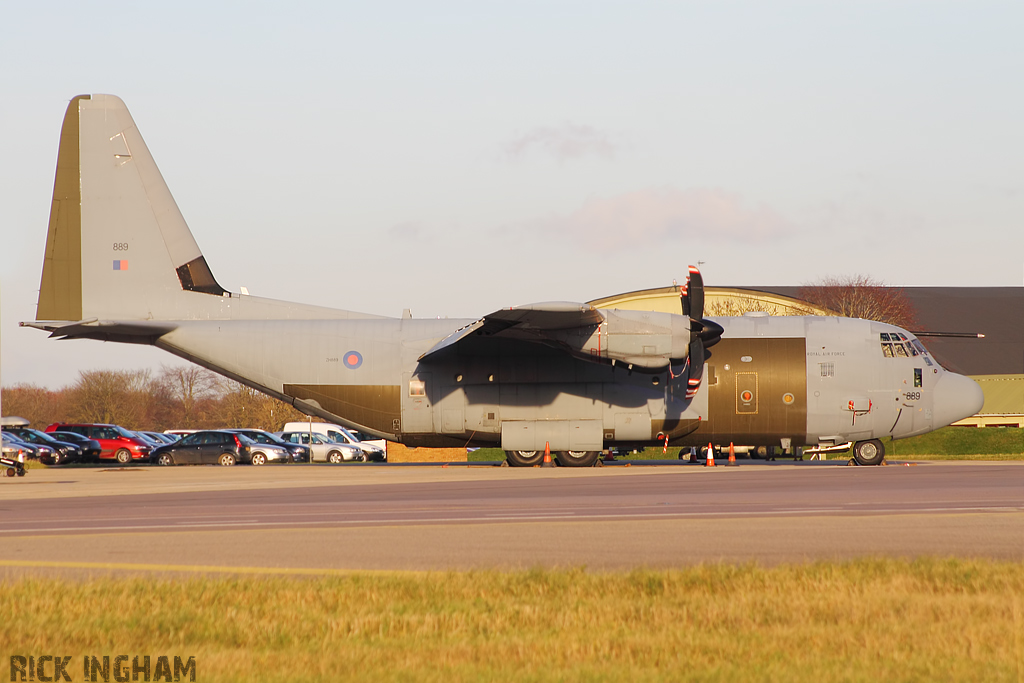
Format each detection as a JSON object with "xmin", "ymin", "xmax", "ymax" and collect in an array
[{"xmin": 23, "ymin": 95, "xmax": 985, "ymax": 467}]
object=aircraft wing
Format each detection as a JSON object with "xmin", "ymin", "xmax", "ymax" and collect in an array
[{"xmin": 419, "ymin": 302, "xmax": 605, "ymax": 361}]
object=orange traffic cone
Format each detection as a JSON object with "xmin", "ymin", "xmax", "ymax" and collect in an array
[
  {"xmin": 727, "ymin": 442, "xmax": 738, "ymax": 466},
  {"xmin": 705, "ymin": 442, "xmax": 716, "ymax": 467},
  {"xmin": 542, "ymin": 442, "xmax": 555, "ymax": 467}
]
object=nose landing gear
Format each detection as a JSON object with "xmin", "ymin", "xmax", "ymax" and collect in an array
[{"xmin": 852, "ymin": 439, "xmax": 885, "ymax": 466}]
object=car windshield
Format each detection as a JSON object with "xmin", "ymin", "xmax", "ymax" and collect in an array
[
  {"xmin": 236, "ymin": 434, "xmax": 256, "ymax": 445},
  {"xmin": 327, "ymin": 428, "xmax": 362, "ymax": 444},
  {"xmin": 26, "ymin": 429, "xmax": 61, "ymax": 444},
  {"xmin": 52, "ymin": 432, "xmax": 84, "ymax": 442},
  {"xmin": 115, "ymin": 426, "xmax": 138, "ymax": 439}
]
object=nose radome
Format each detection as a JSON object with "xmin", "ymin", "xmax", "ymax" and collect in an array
[{"xmin": 932, "ymin": 373, "xmax": 985, "ymax": 427}]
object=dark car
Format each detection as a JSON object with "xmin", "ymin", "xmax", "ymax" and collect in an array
[
  {"xmin": 50, "ymin": 431, "xmax": 103, "ymax": 461},
  {"xmin": 3, "ymin": 427, "xmax": 83, "ymax": 465},
  {"xmin": 223, "ymin": 429, "xmax": 309, "ymax": 463},
  {"xmin": 1, "ymin": 433, "xmax": 53, "ymax": 463},
  {"xmin": 45, "ymin": 423, "xmax": 152, "ymax": 463},
  {"xmin": 150, "ymin": 430, "xmax": 253, "ymax": 466}
]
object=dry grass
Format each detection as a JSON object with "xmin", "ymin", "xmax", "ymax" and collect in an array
[{"xmin": 2, "ymin": 559, "xmax": 1023, "ymax": 681}]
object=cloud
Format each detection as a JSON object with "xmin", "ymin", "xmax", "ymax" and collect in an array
[
  {"xmin": 535, "ymin": 187, "xmax": 790, "ymax": 249},
  {"xmin": 504, "ymin": 123, "xmax": 615, "ymax": 162}
]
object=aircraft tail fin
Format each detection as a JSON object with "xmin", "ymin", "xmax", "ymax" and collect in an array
[{"xmin": 37, "ymin": 94, "xmax": 226, "ymax": 323}]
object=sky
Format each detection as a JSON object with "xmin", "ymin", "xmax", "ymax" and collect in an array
[{"xmin": 1, "ymin": 1, "xmax": 1022, "ymax": 389}]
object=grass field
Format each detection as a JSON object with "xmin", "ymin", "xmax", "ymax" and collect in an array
[{"xmin": 2, "ymin": 559, "xmax": 1022, "ymax": 682}]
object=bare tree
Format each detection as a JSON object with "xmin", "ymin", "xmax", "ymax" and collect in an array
[
  {"xmin": 158, "ymin": 364, "xmax": 220, "ymax": 428},
  {"xmin": 799, "ymin": 275, "xmax": 918, "ymax": 328},
  {"xmin": 213, "ymin": 380, "xmax": 305, "ymax": 431},
  {"xmin": 0, "ymin": 384, "xmax": 67, "ymax": 428},
  {"xmin": 64, "ymin": 369, "xmax": 157, "ymax": 427}
]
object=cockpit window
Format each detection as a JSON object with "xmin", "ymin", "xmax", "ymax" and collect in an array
[{"xmin": 880, "ymin": 332, "xmax": 927, "ymax": 359}]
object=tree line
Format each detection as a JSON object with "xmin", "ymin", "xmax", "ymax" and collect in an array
[{"xmin": 2, "ymin": 365, "xmax": 307, "ymax": 432}]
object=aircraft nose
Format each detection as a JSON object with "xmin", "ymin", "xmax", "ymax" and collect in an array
[{"xmin": 932, "ymin": 372, "xmax": 985, "ymax": 427}]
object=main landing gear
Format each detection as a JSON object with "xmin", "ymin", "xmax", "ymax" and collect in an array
[{"xmin": 503, "ymin": 450, "xmax": 601, "ymax": 468}]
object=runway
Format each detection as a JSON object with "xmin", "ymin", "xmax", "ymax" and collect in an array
[{"xmin": 1, "ymin": 460, "xmax": 1022, "ymax": 575}]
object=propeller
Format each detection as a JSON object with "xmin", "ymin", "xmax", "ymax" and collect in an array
[{"xmin": 679, "ymin": 265, "xmax": 724, "ymax": 399}]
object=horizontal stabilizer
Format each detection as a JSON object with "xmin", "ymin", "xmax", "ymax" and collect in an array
[{"xmin": 20, "ymin": 319, "xmax": 177, "ymax": 343}]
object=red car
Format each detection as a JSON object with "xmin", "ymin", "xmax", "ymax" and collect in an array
[{"xmin": 44, "ymin": 423, "xmax": 151, "ymax": 463}]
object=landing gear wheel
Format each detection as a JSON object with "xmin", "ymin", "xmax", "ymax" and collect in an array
[
  {"xmin": 218, "ymin": 453, "xmax": 237, "ymax": 466},
  {"xmin": 115, "ymin": 449, "xmax": 132, "ymax": 464},
  {"xmin": 557, "ymin": 450, "xmax": 600, "ymax": 468},
  {"xmin": 251, "ymin": 452, "xmax": 267, "ymax": 466},
  {"xmin": 504, "ymin": 450, "xmax": 544, "ymax": 467},
  {"xmin": 853, "ymin": 439, "xmax": 885, "ymax": 466},
  {"xmin": 328, "ymin": 451, "xmax": 343, "ymax": 464},
  {"xmin": 157, "ymin": 453, "xmax": 174, "ymax": 466}
]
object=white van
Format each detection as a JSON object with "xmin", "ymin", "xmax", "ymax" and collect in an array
[{"xmin": 283, "ymin": 422, "xmax": 387, "ymax": 460}]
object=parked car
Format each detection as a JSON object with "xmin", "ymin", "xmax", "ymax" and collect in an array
[
  {"xmin": 1, "ymin": 434, "xmax": 29, "ymax": 462},
  {"xmin": 223, "ymin": 429, "xmax": 308, "ymax": 464},
  {"xmin": 281, "ymin": 422, "xmax": 386, "ymax": 461},
  {"xmin": 3, "ymin": 427, "xmax": 83, "ymax": 465},
  {"xmin": 143, "ymin": 431, "xmax": 178, "ymax": 445},
  {"xmin": 276, "ymin": 431, "xmax": 363, "ymax": 463},
  {"xmin": 44, "ymin": 423, "xmax": 152, "ymax": 463},
  {"xmin": 2, "ymin": 433, "xmax": 50, "ymax": 462},
  {"xmin": 150, "ymin": 430, "xmax": 254, "ymax": 466},
  {"xmin": 50, "ymin": 431, "xmax": 103, "ymax": 461}
]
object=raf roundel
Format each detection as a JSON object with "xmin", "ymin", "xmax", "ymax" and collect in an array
[{"xmin": 343, "ymin": 351, "xmax": 363, "ymax": 369}]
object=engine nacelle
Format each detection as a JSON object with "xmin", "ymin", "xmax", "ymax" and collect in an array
[{"xmin": 547, "ymin": 309, "xmax": 691, "ymax": 369}]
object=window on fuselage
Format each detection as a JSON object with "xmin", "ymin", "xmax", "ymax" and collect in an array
[
  {"xmin": 882, "ymin": 343, "xmax": 895, "ymax": 358},
  {"xmin": 895, "ymin": 343, "xmax": 909, "ymax": 358}
]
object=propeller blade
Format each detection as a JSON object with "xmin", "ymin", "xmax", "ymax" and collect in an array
[
  {"xmin": 685, "ymin": 337, "xmax": 704, "ymax": 399},
  {"xmin": 680, "ymin": 278, "xmax": 690, "ymax": 318},
  {"xmin": 687, "ymin": 265, "xmax": 704, "ymax": 322}
]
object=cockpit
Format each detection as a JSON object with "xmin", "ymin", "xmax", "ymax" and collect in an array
[{"xmin": 878, "ymin": 332, "xmax": 933, "ymax": 366}]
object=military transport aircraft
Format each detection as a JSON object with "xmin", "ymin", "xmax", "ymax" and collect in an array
[{"xmin": 22, "ymin": 95, "xmax": 985, "ymax": 466}]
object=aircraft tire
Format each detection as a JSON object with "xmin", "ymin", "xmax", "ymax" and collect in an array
[
  {"xmin": 853, "ymin": 439, "xmax": 885, "ymax": 466},
  {"xmin": 218, "ymin": 453, "xmax": 237, "ymax": 467},
  {"xmin": 115, "ymin": 448, "xmax": 132, "ymax": 464},
  {"xmin": 558, "ymin": 451, "xmax": 600, "ymax": 468},
  {"xmin": 504, "ymin": 450, "xmax": 544, "ymax": 467}
]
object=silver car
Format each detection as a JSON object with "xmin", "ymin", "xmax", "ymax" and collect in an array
[{"xmin": 276, "ymin": 432, "xmax": 363, "ymax": 463}]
